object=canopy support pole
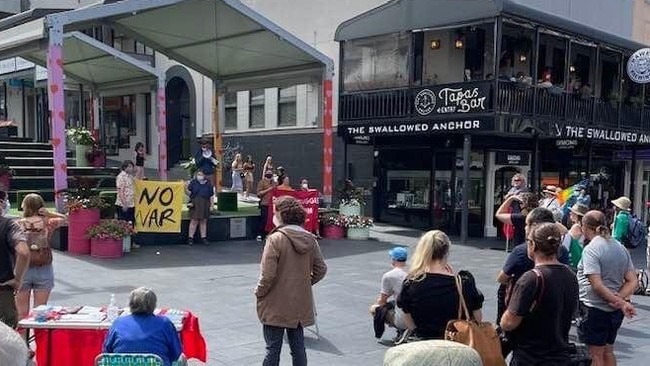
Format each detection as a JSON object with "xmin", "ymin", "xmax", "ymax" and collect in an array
[
  {"xmin": 157, "ymin": 76, "xmax": 168, "ymax": 180},
  {"xmin": 46, "ymin": 17, "xmax": 68, "ymax": 213},
  {"xmin": 322, "ymin": 76, "xmax": 333, "ymax": 204},
  {"xmin": 213, "ymin": 84, "xmax": 223, "ymax": 192}
]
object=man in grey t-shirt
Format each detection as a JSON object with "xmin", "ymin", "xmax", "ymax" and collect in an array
[
  {"xmin": 576, "ymin": 211, "xmax": 637, "ymax": 366},
  {"xmin": 370, "ymin": 247, "xmax": 408, "ymax": 338}
]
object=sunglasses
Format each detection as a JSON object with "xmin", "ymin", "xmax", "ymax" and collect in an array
[{"xmin": 512, "ymin": 179, "xmax": 521, "ymax": 182}]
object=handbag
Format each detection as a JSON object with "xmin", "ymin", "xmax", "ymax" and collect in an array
[
  {"xmin": 445, "ymin": 275, "xmax": 506, "ymax": 366},
  {"xmin": 22, "ymin": 217, "xmax": 53, "ymax": 267}
]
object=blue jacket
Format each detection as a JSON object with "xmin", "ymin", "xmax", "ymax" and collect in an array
[{"xmin": 194, "ymin": 149, "xmax": 216, "ymax": 175}]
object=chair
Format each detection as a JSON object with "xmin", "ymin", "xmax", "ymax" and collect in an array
[{"xmin": 94, "ymin": 354, "xmax": 163, "ymax": 366}]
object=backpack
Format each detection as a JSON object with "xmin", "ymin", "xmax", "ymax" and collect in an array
[
  {"xmin": 625, "ymin": 214, "xmax": 647, "ymax": 249},
  {"xmin": 20, "ymin": 217, "xmax": 52, "ymax": 267}
]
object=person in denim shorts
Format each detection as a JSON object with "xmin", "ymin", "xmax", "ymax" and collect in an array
[{"xmin": 15, "ymin": 194, "xmax": 67, "ymax": 324}]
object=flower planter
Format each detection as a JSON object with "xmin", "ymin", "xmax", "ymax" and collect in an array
[
  {"xmin": 75, "ymin": 144, "xmax": 91, "ymax": 167},
  {"xmin": 68, "ymin": 208, "xmax": 100, "ymax": 255},
  {"xmin": 322, "ymin": 225, "xmax": 345, "ymax": 239},
  {"xmin": 339, "ymin": 202, "xmax": 361, "ymax": 216},
  {"xmin": 347, "ymin": 227, "xmax": 370, "ymax": 240},
  {"xmin": 91, "ymin": 238, "xmax": 123, "ymax": 258}
]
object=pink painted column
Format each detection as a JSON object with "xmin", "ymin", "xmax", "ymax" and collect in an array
[
  {"xmin": 157, "ymin": 78, "xmax": 168, "ymax": 180},
  {"xmin": 46, "ymin": 28, "xmax": 68, "ymax": 212},
  {"xmin": 322, "ymin": 78, "xmax": 333, "ymax": 202}
]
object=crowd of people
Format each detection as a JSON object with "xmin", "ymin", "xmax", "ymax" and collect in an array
[{"xmin": 370, "ymin": 173, "xmax": 641, "ymax": 366}]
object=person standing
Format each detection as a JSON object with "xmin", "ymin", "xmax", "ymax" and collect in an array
[
  {"xmin": 506, "ymin": 174, "xmax": 528, "ymax": 198},
  {"xmin": 495, "ymin": 192, "xmax": 539, "ymax": 248},
  {"xmin": 539, "ymin": 185, "xmax": 563, "ymax": 222},
  {"xmin": 231, "ymin": 153, "xmax": 244, "ymax": 193},
  {"xmin": 577, "ymin": 185, "xmax": 591, "ymax": 207},
  {"xmin": 0, "ymin": 191, "xmax": 29, "ymax": 328},
  {"xmin": 369, "ymin": 247, "xmax": 409, "ymax": 340},
  {"xmin": 256, "ymin": 170, "xmax": 276, "ymax": 241},
  {"xmin": 255, "ymin": 196, "xmax": 327, "ymax": 366},
  {"xmin": 577, "ymin": 210, "xmax": 637, "ymax": 366},
  {"xmin": 261, "ymin": 156, "xmax": 274, "ymax": 180},
  {"xmin": 186, "ymin": 169, "xmax": 214, "ymax": 246},
  {"xmin": 500, "ymin": 223, "xmax": 579, "ymax": 366},
  {"xmin": 116, "ymin": 161, "xmax": 136, "ymax": 224},
  {"xmin": 134, "ymin": 142, "xmax": 146, "ymax": 180},
  {"xmin": 611, "ymin": 196, "xmax": 631, "ymax": 245},
  {"xmin": 194, "ymin": 138, "xmax": 218, "ymax": 185},
  {"xmin": 277, "ymin": 176, "xmax": 294, "ymax": 191},
  {"xmin": 243, "ymin": 155, "xmax": 255, "ymax": 198},
  {"xmin": 14, "ymin": 194, "xmax": 67, "ymax": 327}
]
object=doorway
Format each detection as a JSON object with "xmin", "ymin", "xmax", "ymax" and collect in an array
[{"xmin": 166, "ymin": 77, "xmax": 191, "ymax": 169}]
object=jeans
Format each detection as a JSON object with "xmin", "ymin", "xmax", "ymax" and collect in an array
[
  {"xmin": 259, "ymin": 205, "xmax": 269, "ymax": 237},
  {"xmin": 262, "ymin": 324, "xmax": 307, "ymax": 366}
]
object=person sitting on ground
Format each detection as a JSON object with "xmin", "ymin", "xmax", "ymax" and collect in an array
[
  {"xmin": 577, "ymin": 210, "xmax": 637, "ymax": 366},
  {"xmin": 103, "ymin": 287, "xmax": 185, "ymax": 366},
  {"xmin": 397, "ymin": 230, "xmax": 484, "ymax": 341},
  {"xmin": 495, "ymin": 208, "xmax": 569, "ymax": 331},
  {"xmin": 611, "ymin": 196, "xmax": 631, "ymax": 245},
  {"xmin": 500, "ymin": 223, "xmax": 579, "ymax": 365},
  {"xmin": 0, "ymin": 321, "xmax": 29, "ymax": 366},
  {"xmin": 370, "ymin": 247, "xmax": 409, "ymax": 341}
]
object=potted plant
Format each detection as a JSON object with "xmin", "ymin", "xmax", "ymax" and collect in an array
[
  {"xmin": 180, "ymin": 158, "xmax": 198, "ymax": 178},
  {"xmin": 0, "ymin": 155, "xmax": 14, "ymax": 191},
  {"xmin": 320, "ymin": 212, "xmax": 346, "ymax": 239},
  {"xmin": 87, "ymin": 219, "xmax": 134, "ymax": 258},
  {"xmin": 343, "ymin": 215, "xmax": 374, "ymax": 240},
  {"xmin": 65, "ymin": 194, "xmax": 108, "ymax": 255},
  {"xmin": 338, "ymin": 180, "xmax": 365, "ymax": 216},
  {"xmin": 86, "ymin": 143, "xmax": 105, "ymax": 168},
  {"xmin": 67, "ymin": 127, "xmax": 95, "ymax": 167}
]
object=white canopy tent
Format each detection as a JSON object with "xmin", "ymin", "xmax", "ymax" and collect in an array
[{"xmin": 0, "ymin": 0, "xmax": 333, "ymax": 210}]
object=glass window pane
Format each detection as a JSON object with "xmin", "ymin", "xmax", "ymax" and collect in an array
[
  {"xmin": 278, "ymin": 86, "xmax": 296, "ymax": 127},
  {"xmin": 249, "ymin": 89, "xmax": 265, "ymax": 128}
]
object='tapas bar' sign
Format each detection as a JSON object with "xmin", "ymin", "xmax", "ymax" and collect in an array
[
  {"xmin": 344, "ymin": 118, "xmax": 493, "ymax": 137},
  {"xmin": 413, "ymin": 81, "xmax": 490, "ymax": 116},
  {"xmin": 554, "ymin": 123, "xmax": 650, "ymax": 144}
]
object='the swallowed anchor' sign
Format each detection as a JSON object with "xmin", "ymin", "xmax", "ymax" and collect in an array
[
  {"xmin": 554, "ymin": 123, "xmax": 650, "ymax": 144},
  {"xmin": 414, "ymin": 81, "xmax": 490, "ymax": 116}
]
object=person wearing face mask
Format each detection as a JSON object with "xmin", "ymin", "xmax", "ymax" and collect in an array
[
  {"xmin": 186, "ymin": 169, "xmax": 214, "ymax": 245},
  {"xmin": 256, "ymin": 170, "xmax": 277, "ymax": 241},
  {"xmin": 299, "ymin": 179, "xmax": 311, "ymax": 192},
  {"xmin": 194, "ymin": 138, "xmax": 218, "ymax": 185},
  {"xmin": 116, "ymin": 161, "xmax": 136, "ymax": 224}
]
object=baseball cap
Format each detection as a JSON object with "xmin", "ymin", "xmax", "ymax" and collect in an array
[{"xmin": 388, "ymin": 247, "xmax": 408, "ymax": 262}]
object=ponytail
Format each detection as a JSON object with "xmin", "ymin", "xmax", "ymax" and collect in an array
[{"xmin": 595, "ymin": 225, "xmax": 611, "ymax": 239}]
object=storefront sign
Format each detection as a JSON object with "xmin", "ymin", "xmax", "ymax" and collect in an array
[
  {"xmin": 628, "ymin": 48, "xmax": 650, "ymax": 84},
  {"xmin": 554, "ymin": 123, "xmax": 650, "ymax": 144},
  {"xmin": 414, "ymin": 81, "xmax": 490, "ymax": 116},
  {"xmin": 495, "ymin": 151, "xmax": 530, "ymax": 166},
  {"xmin": 350, "ymin": 135, "xmax": 372, "ymax": 145},
  {"xmin": 556, "ymin": 139, "xmax": 578, "ymax": 150},
  {"xmin": 343, "ymin": 118, "xmax": 494, "ymax": 137},
  {"xmin": 134, "ymin": 180, "xmax": 185, "ymax": 233}
]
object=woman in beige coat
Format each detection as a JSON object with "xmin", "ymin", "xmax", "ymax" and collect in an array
[{"xmin": 255, "ymin": 196, "xmax": 327, "ymax": 366}]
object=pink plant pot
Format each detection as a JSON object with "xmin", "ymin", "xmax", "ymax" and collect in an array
[
  {"xmin": 90, "ymin": 238, "xmax": 124, "ymax": 258},
  {"xmin": 322, "ymin": 225, "xmax": 345, "ymax": 239},
  {"xmin": 68, "ymin": 208, "xmax": 100, "ymax": 255}
]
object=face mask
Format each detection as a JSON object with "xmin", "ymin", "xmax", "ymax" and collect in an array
[
  {"xmin": 265, "ymin": 174, "xmax": 273, "ymax": 179},
  {"xmin": 302, "ymin": 184, "xmax": 308, "ymax": 189},
  {"xmin": 197, "ymin": 175, "xmax": 205, "ymax": 182},
  {"xmin": 273, "ymin": 215, "xmax": 281, "ymax": 227}
]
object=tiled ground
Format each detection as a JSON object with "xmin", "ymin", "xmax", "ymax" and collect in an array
[{"xmin": 48, "ymin": 225, "xmax": 650, "ymax": 365}]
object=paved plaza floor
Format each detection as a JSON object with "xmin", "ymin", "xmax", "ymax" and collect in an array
[{"xmin": 49, "ymin": 225, "xmax": 650, "ymax": 365}]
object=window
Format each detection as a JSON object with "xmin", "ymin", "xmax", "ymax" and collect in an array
[
  {"xmin": 0, "ymin": 82, "xmax": 6, "ymax": 120},
  {"xmin": 342, "ymin": 32, "xmax": 411, "ymax": 92},
  {"xmin": 225, "ymin": 92, "xmax": 237, "ymax": 130},
  {"xmin": 249, "ymin": 89, "xmax": 265, "ymax": 128},
  {"xmin": 102, "ymin": 95, "xmax": 137, "ymax": 155},
  {"xmin": 278, "ymin": 86, "xmax": 297, "ymax": 127}
]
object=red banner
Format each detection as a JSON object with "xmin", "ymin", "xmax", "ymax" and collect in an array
[{"xmin": 265, "ymin": 189, "xmax": 320, "ymax": 233}]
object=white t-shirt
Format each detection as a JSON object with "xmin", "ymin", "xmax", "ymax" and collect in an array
[{"xmin": 381, "ymin": 266, "xmax": 408, "ymax": 329}]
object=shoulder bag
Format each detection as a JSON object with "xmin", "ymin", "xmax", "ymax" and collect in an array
[
  {"xmin": 21, "ymin": 217, "xmax": 52, "ymax": 267},
  {"xmin": 445, "ymin": 275, "xmax": 506, "ymax": 366}
]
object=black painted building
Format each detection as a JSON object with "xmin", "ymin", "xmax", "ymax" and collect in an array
[{"xmin": 335, "ymin": 0, "xmax": 650, "ymax": 240}]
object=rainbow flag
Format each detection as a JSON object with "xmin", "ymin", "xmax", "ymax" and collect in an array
[{"xmin": 557, "ymin": 179, "xmax": 589, "ymax": 205}]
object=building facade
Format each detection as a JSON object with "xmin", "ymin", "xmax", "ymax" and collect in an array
[{"xmin": 336, "ymin": 0, "xmax": 650, "ymax": 238}]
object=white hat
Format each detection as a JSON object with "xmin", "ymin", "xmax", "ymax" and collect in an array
[{"xmin": 612, "ymin": 196, "xmax": 631, "ymax": 211}]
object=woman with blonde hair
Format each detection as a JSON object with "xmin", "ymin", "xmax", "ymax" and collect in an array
[
  {"xmin": 231, "ymin": 153, "xmax": 244, "ymax": 192},
  {"xmin": 397, "ymin": 230, "xmax": 484, "ymax": 340},
  {"xmin": 15, "ymin": 194, "xmax": 67, "ymax": 323}
]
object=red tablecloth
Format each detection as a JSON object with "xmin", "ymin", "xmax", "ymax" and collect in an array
[{"xmin": 32, "ymin": 312, "xmax": 207, "ymax": 366}]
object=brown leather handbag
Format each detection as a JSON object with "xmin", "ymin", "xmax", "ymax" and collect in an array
[
  {"xmin": 445, "ymin": 275, "xmax": 506, "ymax": 366},
  {"xmin": 21, "ymin": 218, "xmax": 53, "ymax": 267}
]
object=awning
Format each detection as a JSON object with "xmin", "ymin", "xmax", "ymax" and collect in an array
[
  {"xmin": 55, "ymin": 0, "xmax": 333, "ymax": 90},
  {"xmin": 335, "ymin": 0, "xmax": 646, "ymax": 52}
]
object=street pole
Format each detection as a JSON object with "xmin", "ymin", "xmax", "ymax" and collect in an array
[{"xmin": 461, "ymin": 134, "xmax": 471, "ymax": 243}]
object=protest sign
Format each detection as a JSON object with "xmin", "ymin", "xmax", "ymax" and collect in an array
[
  {"xmin": 265, "ymin": 189, "xmax": 320, "ymax": 233},
  {"xmin": 135, "ymin": 180, "xmax": 184, "ymax": 233}
]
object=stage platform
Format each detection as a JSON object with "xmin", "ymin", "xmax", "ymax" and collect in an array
[{"xmin": 19, "ymin": 200, "xmax": 262, "ymax": 251}]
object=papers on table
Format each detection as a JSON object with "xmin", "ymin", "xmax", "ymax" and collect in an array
[
  {"xmin": 77, "ymin": 306, "xmax": 103, "ymax": 315},
  {"xmin": 57, "ymin": 313, "xmax": 106, "ymax": 323}
]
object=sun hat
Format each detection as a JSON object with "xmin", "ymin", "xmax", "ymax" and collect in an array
[
  {"xmin": 383, "ymin": 340, "xmax": 482, "ymax": 366},
  {"xmin": 612, "ymin": 196, "xmax": 632, "ymax": 211},
  {"xmin": 543, "ymin": 185, "xmax": 558, "ymax": 195},
  {"xmin": 570, "ymin": 203, "xmax": 589, "ymax": 217},
  {"xmin": 388, "ymin": 247, "xmax": 408, "ymax": 262}
]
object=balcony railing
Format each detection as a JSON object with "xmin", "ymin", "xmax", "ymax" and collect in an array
[{"xmin": 340, "ymin": 80, "xmax": 649, "ymax": 131}]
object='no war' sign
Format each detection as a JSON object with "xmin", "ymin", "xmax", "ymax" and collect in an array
[{"xmin": 135, "ymin": 180, "xmax": 185, "ymax": 233}]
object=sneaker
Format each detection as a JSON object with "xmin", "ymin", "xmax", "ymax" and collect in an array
[
  {"xmin": 201, "ymin": 237, "xmax": 209, "ymax": 245},
  {"xmin": 132, "ymin": 243, "xmax": 140, "ymax": 249},
  {"xmin": 187, "ymin": 238, "xmax": 193, "ymax": 246},
  {"xmin": 393, "ymin": 329, "xmax": 413, "ymax": 345}
]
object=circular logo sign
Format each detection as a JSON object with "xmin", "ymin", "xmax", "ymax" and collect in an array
[
  {"xmin": 627, "ymin": 48, "xmax": 650, "ymax": 83},
  {"xmin": 414, "ymin": 89, "xmax": 436, "ymax": 116}
]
